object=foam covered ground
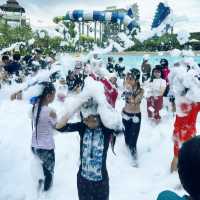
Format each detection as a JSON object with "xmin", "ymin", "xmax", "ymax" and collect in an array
[{"xmin": 1, "ymin": 85, "xmax": 199, "ymax": 200}]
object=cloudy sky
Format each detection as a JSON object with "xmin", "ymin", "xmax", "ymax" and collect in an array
[{"xmin": 1, "ymin": 0, "xmax": 200, "ymax": 32}]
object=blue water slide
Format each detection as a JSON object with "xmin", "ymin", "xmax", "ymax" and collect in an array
[
  {"xmin": 93, "ymin": 11, "xmax": 105, "ymax": 21},
  {"xmin": 127, "ymin": 20, "xmax": 138, "ymax": 31},
  {"xmin": 152, "ymin": 2, "xmax": 171, "ymax": 29},
  {"xmin": 127, "ymin": 7, "xmax": 134, "ymax": 18},
  {"xmin": 111, "ymin": 12, "xmax": 118, "ymax": 23},
  {"xmin": 65, "ymin": 10, "xmax": 138, "ymax": 31},
  {"xmin": 111, "ymin": 12, "xmax": 125, "ymax": 23},
  {"xmin": 72, "ymin": 10, "xmax": 84, "ymax": 21}
]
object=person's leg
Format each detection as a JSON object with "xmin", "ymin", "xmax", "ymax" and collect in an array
[
  {"xmin": 37, "ymin": 149, "xmax": 55, "ymax": 191},
  {"xmin": 77, "ymin": 175, "xmax": 92, "ymax": 200},
  {"xmin": 31, "ymin": 147, "xmax": 45, "ymax": 190},
  {"xmin": 93, "ymin": 179, "xmax": 109, "ymax": 200},
  {"xmin": 171, "ymin": 156, "xmax": 178, "ymax": 173},
  {"xmin": 123, "ymin": 114, "xmax": 141, "ymax": 163},
  {"xmin": 122, "ymin": 119, "xmax": 132, "ymax": 150},
  {"xmin": 163, "ymin": 85, "xmax": 170, "ymax": 97},
  {"xmin": 171, "ymin": 141, "xmax": 179, "ymax": 173},
  {"xmin": 147, "ymin": 73, "xmax": 150, "ymax": 81},
  {"xmin": 147, "ymin": 97, "xmax": 153, "ymax": 119},
  {"xmin": 42, "ymin": 165, "xmax": 53, "ymax": 191},
  {"xmin": 129, "ymin": 114, "xmax": 141, "ymax": 159},
  {"xmin": 142, "ymin": 74, "xmax": 145, "ymax": 83},
  {"xmin": 154, "ymin": 96, "xmax": 163, "ymax": 121}
]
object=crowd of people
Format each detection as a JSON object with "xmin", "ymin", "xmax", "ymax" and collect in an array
[
  {"xmin": 1, "ymin": 50, "xmax": 200, "ymax": 200},
  {"xmin": 0, "ymin": 49, "xmax": 56, "ymax": 88}
]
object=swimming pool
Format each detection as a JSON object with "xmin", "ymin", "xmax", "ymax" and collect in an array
[{"xmin": 102, "ymin": 54, "xmax": 200, "ymax": 69}]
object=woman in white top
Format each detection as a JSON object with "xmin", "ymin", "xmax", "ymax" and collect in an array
[{"xmin": 147, "ymin": 67, "xmax": 166, "ymax": 122}]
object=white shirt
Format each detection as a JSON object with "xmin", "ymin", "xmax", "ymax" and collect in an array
[{"xmin": 148, "ymin": 78, "xmax": 167, "ymax": 97}]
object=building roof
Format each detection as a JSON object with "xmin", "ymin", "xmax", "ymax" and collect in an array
[{"xmin": 0, "ymin": 0, "xmax": 25, "ymax": 13}]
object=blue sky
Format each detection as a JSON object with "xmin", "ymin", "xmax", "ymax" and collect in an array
[{"xmin": 1, "ymin": 0, "xmax": 200, "ymax": 32}]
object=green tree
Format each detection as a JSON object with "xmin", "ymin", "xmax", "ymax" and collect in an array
[
  {"xmin": 0, "ymin": 22, "xmax": 33, "ymax": 48},
  {"xmin": 63, "ymin": 21, "xmax": 77, "ymax": 39}
]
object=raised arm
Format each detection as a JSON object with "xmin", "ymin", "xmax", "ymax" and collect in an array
[
  {"xmin": 56, "ymin": 114, "xmax": 69, "ymax": 129},
  {"xmin": 56, "ymin": 121, "xmax": 83, "ymax": 133}
]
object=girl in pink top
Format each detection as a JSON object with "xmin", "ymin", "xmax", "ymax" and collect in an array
[{"xmin": 31, "ymin": 82, "xmax": 57, "ymax": 193}]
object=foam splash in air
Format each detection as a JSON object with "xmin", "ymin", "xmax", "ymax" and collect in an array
[
  {"xmin": 169, "ymin": 58, "xmax": 200, "ymax": 116},
  {"xmin": 59, "ymin": 76, "xmax": 122, "ymax": 130},
  {"xmin": 177, "ymin": 30, "xmax": 190, "ymax": 45},
  {"xmin": 0, "ymin": 42, "xmax": 25, "ymax": 55}
]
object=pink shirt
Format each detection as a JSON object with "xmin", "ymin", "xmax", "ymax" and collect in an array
[
  {"xmin": 162, "ymin": 67, "xmax": 170, "ymax": 83},
  {"xmin": 31, "ymin": 105, "xmax": 57, "ymax": 150}
]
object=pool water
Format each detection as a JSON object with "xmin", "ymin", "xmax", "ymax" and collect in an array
[{"xmin": 102, "ymin": 54, "xmax": 200, "ymax": 70}]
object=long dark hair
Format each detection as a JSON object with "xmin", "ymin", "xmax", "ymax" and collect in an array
[
  {"xmin": 150, "ymin": 66, "xmax": 162, "ymax": 82},
  {"xmin": 126, "ymin": 68, "xmax": 141, "ymax": 91},
  {"xmin": 32, "ymin": 82, "xmax": 55, "ymax": 142},
  {"xmin": 134, "ymin": 80, "xmax": 141, "ymax": 91}
]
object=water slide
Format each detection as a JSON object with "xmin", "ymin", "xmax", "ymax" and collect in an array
[
  {"xmin": 151, "ymin": 2, "xmax": 171, "ymax": 29},
  {"xmin": 55, "ymin": 9, "xmax": 139, "ymax": 31}
]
